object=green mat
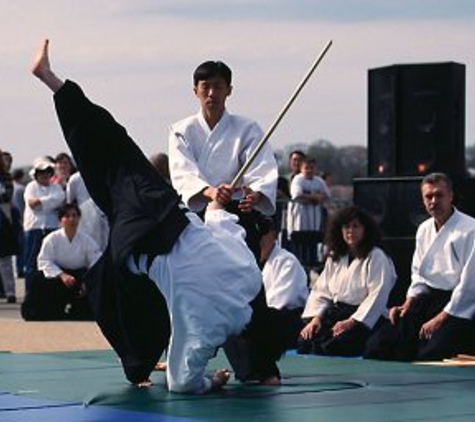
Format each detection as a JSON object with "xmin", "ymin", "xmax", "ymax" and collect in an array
[{"xmin": 1, "ymin": 350, "xmax": 475, "ymax": 421}]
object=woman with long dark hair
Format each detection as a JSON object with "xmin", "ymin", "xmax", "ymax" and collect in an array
[{"xmin": 297, "ymin": 206, "xmax": 396, "ymax": 356}]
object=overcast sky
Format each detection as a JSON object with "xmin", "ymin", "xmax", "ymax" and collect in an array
[{"xmin": 1, "ymin": 1, "xmax": 475, "ymax": 167}]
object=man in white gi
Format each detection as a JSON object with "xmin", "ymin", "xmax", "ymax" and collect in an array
[
  {"xmin": 259, "ymin": 229, "xmax": 309, "ymax": 350},
  {"xmin": 168, "ymin": 60, "xmax": 278, "ymax": 259},
  {"xmin": 364, "ymin": 172, "xmax": 475, "ymax": 361},
  {"xmin": 260, "ymin": 229, "xmax": 309, "ymax": 312}
]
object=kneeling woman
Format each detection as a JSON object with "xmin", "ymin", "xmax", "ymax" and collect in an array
[
  {"xmin": 298, "ymin": 206, "xmax": 396, "ymax": 356},
  {"xmin": 22, "ymin": 203, "xmax": 101, "ymax": 320}
]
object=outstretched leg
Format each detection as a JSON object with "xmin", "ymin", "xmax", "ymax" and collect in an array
[{"xmin": 31, "ymin": 39, "xmax": 184, "ymax": 386}]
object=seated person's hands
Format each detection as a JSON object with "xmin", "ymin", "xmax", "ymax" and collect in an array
[
  {"xmin": 332, "ymin": 318, "xmax": 356, "ymax": 337},
  {"xmin": 419, "ymin": 311, "xmax": 449, "ymax": 341},
  {"xmin": 389, "ymin": 297, "xmax": 414, "ymax": 325},
  {"xmin": 59, "ymin": 272, "xmax": 77, "ymax": 289},
  {"xmin": 299, "ymin": 316, "xmax": 322, "ymax": 341}
]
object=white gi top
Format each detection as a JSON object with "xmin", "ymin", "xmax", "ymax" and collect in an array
[
  {"xmin": 67, "ymin": 172, "xmax": 109, "ymax": 252},
  {"xmin": 408, "ymin": 209, "xmax": 475, "ymax": 319},
  {"xmin": 23, "ymin": 181, "xmax": 65, "ymax": 232},
  {"xmin": 262, "ymin": 243, "xmax": 309, "ymax": 310},
  {"xmin": 127, "ymin": 209, "xmax": 262, "ymax": 394},
  {"xmin": 66, "ymin": 172, "xmax": 90, "ymax": 206},
  {"xmin": 168, "ymin": 110, "xmax": 278, "ymax": 215},
  {"xmin": 302, "ymin": 247, "xmax": 396, "ymax": 329},
  {"xmin": 287, "ymin": 174, "xmax": 330, "ymax": 233},
  {"xmin": 37, "ymin": 228, "xmax": 102, "ymax": 278}
]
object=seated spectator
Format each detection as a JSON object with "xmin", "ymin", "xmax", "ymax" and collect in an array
[
  {"xmin": 297, "ymin": 206, "xmax": 396, "ymax": 357},
  {"xmin": 21, "ymin": 203, "xmax": 101, "ymax": 320},
  {"xmin": 364, "ymin": 173, "xmax": 475, "ymax": 361},
  {"xmin": 260, "ymin": 229, "xmax": 309, "ymax": 349},
  {"xmin": 260, "ymin": 229, "xmax": 308, "ymax": 311},
  {"xmin": 287, "ymin": 157, "xmax": 330, "ymax": 268}
]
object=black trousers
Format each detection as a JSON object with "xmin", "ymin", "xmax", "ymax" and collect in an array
[
  {"xmin": 297, "ymin": 302, "xmax": 373, "ymax": 357},
  {"xmin": 224, "ymin": 288, "xmax": 303, "ymax": 382},
  {"xmin": 364, "ymin": 288, "xmax": 475, "ymax": 361},
  {"xmin": 22, "ymin": 268, "xmax": 93, "ymax": 321}
]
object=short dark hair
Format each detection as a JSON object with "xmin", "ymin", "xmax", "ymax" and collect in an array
[
  {"xmin": 325, "ymin": 206, "xmax": 381, "ymax": 260},
  {"xmin": 289, "ymin": 150, "xmax": 306, "ymax": 159},
  {"xmin": 12, "ymin": 168, "xmax": 24, "ymax": 181},
  {"xmin": 193, "ymin": 61, "xmax": 232, "ymax": 86},
  {"xmin": 57, "ymin": 202, "xmax": 81, "ymax": 220},
  {"xmin": 421, "ymin": 172, "xmax": 453, "ymax": 192},
  {"xmin": 301, "ymin": 157, "xmax": 316, "ymax": 166}
]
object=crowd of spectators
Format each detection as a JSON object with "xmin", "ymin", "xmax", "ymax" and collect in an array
[{"xmin": 0, "ymin": 150, "xmax": 107, "ymax": 319}]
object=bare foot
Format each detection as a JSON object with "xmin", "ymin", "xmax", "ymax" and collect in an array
[
  {"xmin": 31, "ymin": 39, "xmax": 50, "ymax": 78},
  {"xmin": 211, "ymin": 369, "xmax": 230, "ymax": 391},
  {"xmin": 154, "ymin": 362, "xmax": 167, "ymax": 371},
  {"xmin": 260, "ymin": 376, "xmax": 280, "ymax": 386},
  {"xmin": 136, "ymin": 379, "xmax": 153, "ymax": 388},
  {"xmin": 31, "ymin": 39, "xmax": 64, "ymax": 92}
]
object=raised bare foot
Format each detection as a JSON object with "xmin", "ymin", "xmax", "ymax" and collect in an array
[
  {"xmin": 31, "ymin": 39, "xmax": 51, "ymax": 78},
  {"xmin": 31, "ymin": 39, "xmax": 64, "ymax": 92}
]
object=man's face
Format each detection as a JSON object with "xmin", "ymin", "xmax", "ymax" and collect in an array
[
  {"xmin": 301, "ymin": 162, "xmax": 315, "ymax": 179},
  {"xmin": 289, "ymin": 153, "xmax": 303, "ymax": 174},
  {"xmin": 421, "ymin": 181, "xmax": 453, "ymax": 222},
  {"xmin": 194, "ymin": 76, "xmax": 232, "ymax": 114}
]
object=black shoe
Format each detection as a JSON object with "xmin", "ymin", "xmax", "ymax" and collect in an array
[{"xmin": 7, "ymin": 296, "xmax": 17, "ymax": 304}]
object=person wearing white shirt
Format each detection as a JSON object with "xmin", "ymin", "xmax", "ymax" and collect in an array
[
  {"xmin": 260, "ymin": 230, "xmax": 309, "ymax": 311},
  {"xmin": 22, "ymin": 202, "xmax": 101, "ymax": 320},
  {"xmin": 259, "ymin": 229, "xmax": 309, "ymax": 350},
  {"xmin": 168, "ymin": 60, "xmax": 278, "ymax": 260},
  {"xmin": 365, "ymin": 173, "xmax": 475, "ymax": 361},
  {"xmin": 287, "ymin": 157, "xmax": 330, "ymax": 267},
  {"xmin": 298, "ymin": 207, "xmax": 396, "ymax": 357},
  {"xmin": 67, "ymin": 171, "xmax": 109, "ymax": 252},
  {"xmin": 23, "ymin": 157, "xmax": 65, "ymax": 292}
]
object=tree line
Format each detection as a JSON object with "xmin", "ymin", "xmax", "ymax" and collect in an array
[
  {"xmin": 276, "ymin": 139, "xmax": 367, "ymax": 185},
  {"xmin": 277, "ymin": 140, "xmax": 475, "ymax": 185}
]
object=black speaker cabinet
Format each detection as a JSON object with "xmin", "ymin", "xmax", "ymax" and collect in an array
[
  {"xmin": 368, "ymin": 62, "xmax": 466, "ymax": 178},
  {"xmin": 353, "ymin": 177, "xmax": 427, "ymax": 238}
]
